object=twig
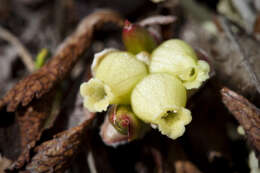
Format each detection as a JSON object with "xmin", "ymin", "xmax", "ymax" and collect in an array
[
  {"xmin": 138, "ymin": 15, "xmax": 176, "ymax": 27},
  {"xmin": 87, "ymin": 151, "xmax": 97, "ymax": 173},
  {"xmin": 0, "ymin": 26, "xmax": 35, "ymax": 72}
]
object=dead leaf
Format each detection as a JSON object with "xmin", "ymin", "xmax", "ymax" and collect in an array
[
  {"xmin": 8, "ymin": 91, "xmax": 55, "ymax": 171},
  {"xmin": 221, "ymin": 87, "xmax": 260, "ymax": 156},
  {"xmin": 0, "ymin": 9, "xmax": 123, "ymax": 112},
  {"xmin": 17, "ymin": 91, "xmax": 55, "ymax": 149},
  {"xmin": 17, "ymin": 116, "xmax": 95, "ymax": 173}
]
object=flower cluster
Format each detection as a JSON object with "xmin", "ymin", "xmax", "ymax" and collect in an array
[{"xmin": 80, "ymin": 21, "xmax": 210, "ymax": 143}]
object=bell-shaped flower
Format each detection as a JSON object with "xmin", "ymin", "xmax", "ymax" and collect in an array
[
  {"xmin": 80, "ymin": 51, "xmax": 148, "ymax": 112},
  {"xmin": 149, "ymin": 39, "xmax": 210, "ymax": 89},
  {"xmin": 131, "ymin": 73, "xmax": 192, "ymax": 139}
]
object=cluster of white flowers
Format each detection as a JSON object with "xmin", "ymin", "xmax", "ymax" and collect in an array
[{"xmin": 80, "ymin": 39, "xmax": 210, "ymax": 140}]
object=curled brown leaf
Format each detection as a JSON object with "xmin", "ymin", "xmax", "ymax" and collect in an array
[
  {"xmin": 8, "ymin": 91, "xmax": 55, "ymax": 171},
  {"xmin": 17, "ymin": 91, "xmax": 55, "ymax": 149},
  {"xmin": 21, "ymin": 117, "xmax": 94, "ymax": 173},
  {"xmin": 221, "ymin": 87, "xmax": 260, "ymax": 155},
  {"xmin": 0, "ymin": 9, "xmax": 123, "ymax": 112}
]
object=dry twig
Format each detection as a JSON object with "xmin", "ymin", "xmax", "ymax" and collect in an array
[
  {"xmin": 138, "ymin": 15, "xmax": 176, "ymax": 26},
  {"xmin": 0, "ymin": 26, "xmax": 35, "ymax": 72}
]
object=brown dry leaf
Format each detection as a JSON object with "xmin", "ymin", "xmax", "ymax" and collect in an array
[
  {"xmin": 17, "ymin": 91, "xmax": 55, "ymax": 149},
  {"xmin": 10, "ymin": 67, "xmax": 91, "ymax": 171},
  {"xmin": 8, "ymin": 91, "xmax": 55, "ymax": 171},
  {"xmin": 18, "ymin": 116, "xmax": 95, "ymax": 173},
  {"xmin": 0, "ymin": 9, "xmax": 123, "ymax": 112},
  {"xmin": 221, "ymin": 87, "xmax": 260, "ymax": 155}
]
